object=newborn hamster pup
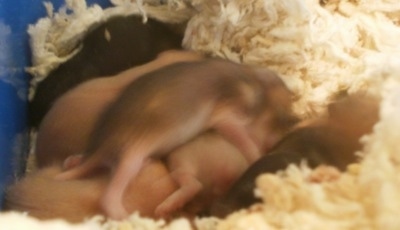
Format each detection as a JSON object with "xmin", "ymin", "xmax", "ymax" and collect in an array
[
  {"xmin": 155, "ymin": 71, "xmax": 297, "ymax": 217},
  {"xmin": 35, "ymin": 50, "xmax": 203, "ymax": 168},
  {"xmin": 57, "ymin": 59, "xmax": 287, "ymax": 219},
  {"xmin": 5, "ymin": 51, "xmax": 202, "ymax": 222},
  {"xmin": 211, "ymin": 93, "xmax": 380, "ymax": 217}
]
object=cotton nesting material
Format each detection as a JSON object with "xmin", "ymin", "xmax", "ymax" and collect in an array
[
  {"xmin": 0, "ymin": 212, "xmax": 201, "ymax": 230},
  {"xmin": 5, "ymin": 0, "xmax": 400, "ymax": 229},
  {"xmin": 217, "ymin": 65, "xmax": 400, "ymax": 230},
  {"xmin": 26, "ymin": 0, "xmax": 193, "ymax": 99},
  {"xmin": 183, "ymin": 0, "xmax": 400, "ymax": 118},
  {"xmin": 0, "ymin": 212, "xmax": 100, "ymax": 230},
  {"xmin": 184, "ymin": 0, "xmax": 400, "ymax": 229}
]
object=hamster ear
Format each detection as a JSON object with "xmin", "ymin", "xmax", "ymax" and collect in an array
[
  {"xmin": 252, "ymin": 66, "xmax": 294, "ymax": 108},
  {"xmin": 328, "ymin": 93, "xmax": 379, "ymax": 121},
  {"xmin": 328, "ymin": 93, "xmax": 380, "ymax": 139},
  {"xmin": 63, "ymin": 154, "xmax": 84, "ymax": 170},
  {"xmin": 251, "ymin": 67, "xmax": 287, "ymax": 89},
  {"xmin": 251, "ymin": 66, "xmax": 299, "ymax": 131}
]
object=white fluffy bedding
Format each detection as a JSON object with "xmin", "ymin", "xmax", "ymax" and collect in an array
[{"xmin": 3, "ymin": 0, "xmax": 400, "ymax": 229}]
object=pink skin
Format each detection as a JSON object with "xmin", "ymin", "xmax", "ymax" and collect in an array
[
  {"xmin": 58, "ymin": 113, "xmax": 292, "ymax": 219},
  {"xmin": 155, "ymin": 132, "xmax": 249, "ymax": 217},
  {"xmin": 58, "ymin": 98, "xmax": 294, "ymax": 219},
  {"xmin": 9, "ymin": 51, "xmax": 203, "ymax": 222},
  {"xmin": 155, "ymin": 80, "xmax": 296, "ymax": 217},
  {"xmin": 35, "ymin": 50, "xmax": 204, "ymax": 168},
  {"xmin": 58, "ymin": 132, "xmax": 249, "ymax": 219},
  {"xmin": 55, "ymin": 58, "xmax": 291, "ymax": 220}
]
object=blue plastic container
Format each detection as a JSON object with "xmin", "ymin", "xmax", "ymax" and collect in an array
[{"xmin": 0, "ymin": 0, "xmax": 111, "ymax": 209}]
